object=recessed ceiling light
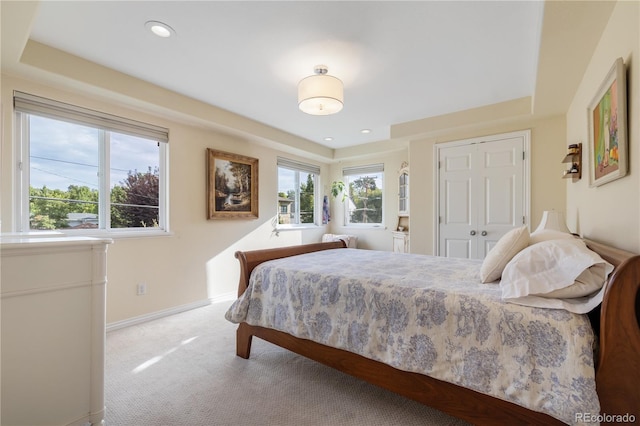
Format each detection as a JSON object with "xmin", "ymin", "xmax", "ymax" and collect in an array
[
  {"xmin": 361, "ymin": 129, "xmax": 371, "ymax": 134},
  {"xmin": 324, "ymin": 137, "xmax": 334, "ymax": 142},
  {"xmin": 145, "ymin": 21, "xmax": 175, "ymax": 38}
]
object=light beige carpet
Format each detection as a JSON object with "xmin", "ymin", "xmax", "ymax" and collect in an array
[{"xmin": 105, "ymin": 301, "xmax": 470, "ymax": 426}]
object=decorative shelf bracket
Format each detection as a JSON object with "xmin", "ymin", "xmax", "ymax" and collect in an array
[{"xmin": 562, "ymin": 143, "xmax": 582, "ymax": 181}]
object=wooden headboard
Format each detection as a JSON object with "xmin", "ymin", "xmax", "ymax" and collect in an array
[
  {"xmin": 583, "ymin": 239, "xmax": 640, "ymax": 333},
  {"xmin": 583, "ymin": 238, "xmax": 640, "ymax": 417},
  {"xmin": 584, "ymin": 238, "xmax": 637, "ymax": 267}
]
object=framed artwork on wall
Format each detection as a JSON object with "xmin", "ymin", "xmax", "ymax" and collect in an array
[
  {"xmin": 587, "ymin": 57, "xmax": 627, "ymax": 187},
  {"xmin": 207, "ymin": 148, "xmax": 258, "ymax": 219}
]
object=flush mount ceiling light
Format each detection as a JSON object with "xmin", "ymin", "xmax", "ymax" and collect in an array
[
  {"xmin": 298, "ymin": 65, "xmax": 344, "ymax": 115},
  {"xmin": 145, "ymin": 20, "xmax": 175, "ymax": 38}
]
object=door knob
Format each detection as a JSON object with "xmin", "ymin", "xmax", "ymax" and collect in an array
[
  {"xmin": 481, "ymin": 230, "xmax": 487, "ymax": 236},
  {"xmin": 470, "ymin": 230, "xmax": 476, "ymax": 236}
]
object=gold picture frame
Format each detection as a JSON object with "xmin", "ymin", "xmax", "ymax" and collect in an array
[
  {"xmin": 207, "ymin": 148, "xmax": 258, "ymax": 219},
  {"xmin": 587, "ymin": 57, "xmax": 628, "ymax": 187}
]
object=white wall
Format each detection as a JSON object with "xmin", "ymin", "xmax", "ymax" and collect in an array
[{"xmin": 566, "ymin": 1, "xmax": 640, "ymax": 253}]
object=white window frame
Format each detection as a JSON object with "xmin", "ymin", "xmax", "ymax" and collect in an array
[
  {"xmin": 276, "ymin": 157, "xmax": 320, "ymax": 228},
  {"xmin": 343, "ymin": 163, "xmax": 384, "ymax": 228},
  {"xmin": 13, "ymin": 91, "xmax": 170, "ymax": 238}
]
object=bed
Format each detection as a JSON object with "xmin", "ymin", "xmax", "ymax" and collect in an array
[{"xmin": 225, "ymin": 237, "xmax": 640, "ymax": 425}]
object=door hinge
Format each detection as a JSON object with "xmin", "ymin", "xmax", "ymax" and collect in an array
[
  {"xmin": 522, "ymin": 216, "xmax": 525, "ymax": 224},
  {"xmin": 522, "ymin": 151, "xmax": 525, "ymax": 160}
]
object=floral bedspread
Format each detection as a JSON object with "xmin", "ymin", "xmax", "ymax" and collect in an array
[{"xmin": 225, "ymin": 248, "xmax": 600, "ymax": 424}]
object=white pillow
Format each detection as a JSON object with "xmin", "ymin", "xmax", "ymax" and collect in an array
[
  {"xmin": 500, "ymin": 239, "xmax": 613, "ymax": 313},
  {"xmin": 529, "ymin": 229, "xmax": 576, "ymax": 245},
  {"xmin": 480, "ymin": 226, "xmax": 529, "ymax": 283},
  {"xmin": 541, "ymin": 263, "xmax": 606, "ymax": 298}
]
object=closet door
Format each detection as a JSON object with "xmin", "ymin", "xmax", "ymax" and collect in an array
[
  {"xmin": 438, "ymin": 133, "xmax": 527, "ymax": 259},
  {"xmin": 438, "ymin": 143, "xmax": 477, "ymax": 258}
]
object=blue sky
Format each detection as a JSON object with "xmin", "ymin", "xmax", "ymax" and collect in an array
[
  {"xmin": 278, "ymin": 167, "xmax": 297, "ymax": 196},
  {"xmin": 30, "ymin": 115, "xmax": 306, "ymax": 198},
  {"xmin": 30, "ymin": 115, "xmax": 159, "ymax": 191}
]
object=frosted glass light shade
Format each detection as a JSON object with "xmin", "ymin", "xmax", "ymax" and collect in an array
[
  {"xmin": 534, "ymin": 210, "xmax": 570, "ymax": 233},
  {"xmin": 298, "ymin": 73, "xmax": 344, "ymax": 115}
]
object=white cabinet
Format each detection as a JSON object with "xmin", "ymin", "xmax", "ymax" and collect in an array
[
  {"xmin": 392, "ymin": 231, "xmax": 410, "ymax": 253},
  {"xmin": 1, "ymin": 236, "xmax": 111, "ymax": 426},
  {"xmin": 393, "ymin": 163, "xmax": 410, "ymax": 253},
  {"xmin": 398, "ymin": 165, "xmax": 409, "ymax": 216}
]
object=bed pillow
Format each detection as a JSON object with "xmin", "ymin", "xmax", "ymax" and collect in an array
[
  {"xmin": 529, "ymin": 229, "xmax": 576, "ymax": 245},
  {"xmin": 480, "ymin": 226, "xmax": 529, "ymax": 283},
  {"xmin": 500, "ymin": 238, "xmax": 613, "ymax": 313},
  {"xmin": 540, "ymin": 263, "xmax": 607, "ymax": 298}
]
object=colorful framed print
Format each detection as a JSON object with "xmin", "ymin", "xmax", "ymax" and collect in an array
[{"xmin": 587, "ymin": 57, "xmax": 627, "ymax": 187}]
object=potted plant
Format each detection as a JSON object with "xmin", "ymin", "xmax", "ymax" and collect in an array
[{"xmin": 330, "ymin": 180, "xmax": 347, "ymax": 202}]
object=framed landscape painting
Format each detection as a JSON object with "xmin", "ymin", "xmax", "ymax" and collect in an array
[
  {"xmin": 587, "ymin": 57, "xmax": 627, "ymax": 187},
  {"xmin": 207, "ymin": 149, "xmax": 258, "ymax": 219}
]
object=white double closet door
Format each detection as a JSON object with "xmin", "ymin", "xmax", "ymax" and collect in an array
[{"xmin": 436, "ymin": 130, "xmax": 530, "ymax": 259}]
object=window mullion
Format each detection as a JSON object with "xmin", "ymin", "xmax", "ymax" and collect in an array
[
  {"xmin": 16, "ymin": 113, "xmax": 30, "ymax": 232},
  {"xmin": 99, "ymin": 130, "xmax": 110, "ymax": 229},
  {"xmin": 294, "ymin": 171, "xmax": 301, "ymax": 224},
  {"xmin": 158, "ymin": 142, "xmax": 168, "ymax": 230},
  {"xmin": 313, "ymin": 175, "xmax": 319, "ymax": 225}
]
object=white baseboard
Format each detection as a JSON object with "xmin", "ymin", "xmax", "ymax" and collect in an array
[
  {"xmin": 106, "ymin": 299, "xmax": 212, "ymax": 332},
  {"xmin": 209, "ymin": 291, "xmax": 237, "ymax": 304}
]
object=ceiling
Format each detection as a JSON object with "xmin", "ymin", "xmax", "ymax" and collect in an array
[
  {"xmin": 23, "ymin": 1, "xmax": 544, "ymax": 149},
  {"xmin": 2, "ymin": 1, "xmax": 617, "ymax": 155}
]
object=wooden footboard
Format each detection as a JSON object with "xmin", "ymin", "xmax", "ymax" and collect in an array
[
  {"xmin": 236, "ymin": 322, "xmax": 564, "ymax": 425},
  {"xmin": 234, "ymin": 239, "xmax": 640, "ymax": 425},
  {"xmin": 234, "ymin": 240, "xmax": 346, "ymax": 297}
]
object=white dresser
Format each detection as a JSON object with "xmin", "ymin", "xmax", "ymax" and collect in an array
[{"xmin": 1, "ymin": 236, "xmax": 111, "ymax": 426}]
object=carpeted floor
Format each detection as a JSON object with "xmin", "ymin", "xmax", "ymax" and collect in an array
[{"xmin": 105, "ymin": 301, "xmax": 470, "ymax": 426}]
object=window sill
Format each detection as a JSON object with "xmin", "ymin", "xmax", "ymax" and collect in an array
[
  {"xmin": 13, "ymin": 229, "xmax": 173, "ymax": 240},
  {"xmin": 275, "ymin": 224, "xmax": 322, "ymax": 231},
  {"xmin": 342, "ymin": 224, "xmax": 386, "ymax": 230}
]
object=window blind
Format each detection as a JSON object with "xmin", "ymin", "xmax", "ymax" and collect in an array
[
  {"xmin": 342, "ymin": 163, "xmax": 384, "ymax": 176},
  {"xmin": 277, "ymin": 157, "xmax": 321, "ymax": 175},
  {"xmin": 14, "ymin": 91, "xmax": 169, "ymax": 143}
]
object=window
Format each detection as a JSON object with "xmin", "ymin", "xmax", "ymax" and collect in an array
[
  {"xmin": 14, "ymin": 92, "xmax": 168, "ymax": 235},
  {"xmin": 277, "ymin": 157, "xmax": 320, "ymax": 226},
  {"xmin": 343, "ymin": 164, "xmax": 384, "ymax": 226}
]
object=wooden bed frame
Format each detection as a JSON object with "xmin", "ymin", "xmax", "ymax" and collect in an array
[{"xmin": 233, "ymin": 239, "xmax": 640, "ymax": 425}]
